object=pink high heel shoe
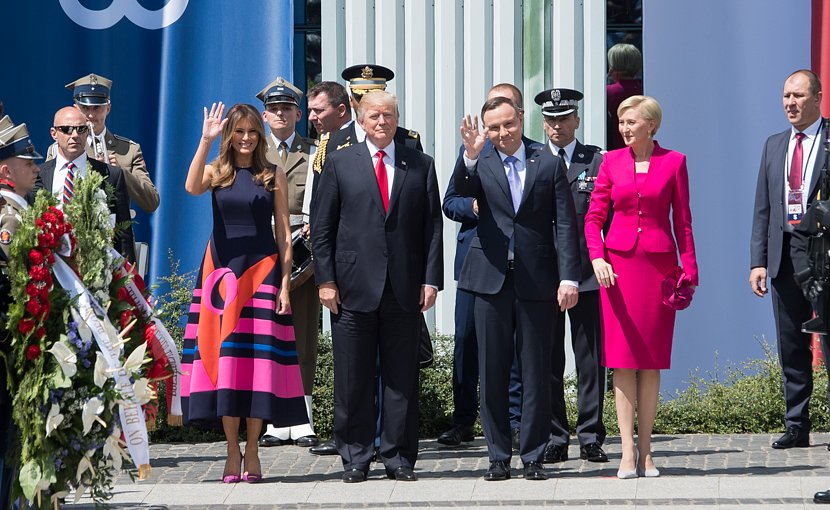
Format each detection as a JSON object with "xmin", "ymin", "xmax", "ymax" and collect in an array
[{"xmin": 222, "ymin": 455, "xmax": 243, "ymax": 484}]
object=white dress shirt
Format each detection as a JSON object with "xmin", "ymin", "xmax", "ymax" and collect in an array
[
  {"xmin": 785, "ymin": 116, "xmax": 823, "ymax": 207},
  {"xmin": 271, "ymin": 131, "xmax": 296, "ymax": 157},
  {"xmin": 463, "ymin": 144, "xmax": 578, "ymax": 289},
  {"xmin": 52, "ymin": 152, "xmax": 89, "ymax": 204},
  {"xmin": 365, "ymin": 138, "xmax": 395, "ymax": 197}
]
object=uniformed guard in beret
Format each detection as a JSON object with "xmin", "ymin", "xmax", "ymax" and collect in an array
[
  {"xmin": 0, "ymin": 115, "xmax": 42, "ymax": 510},
  {"xmin": 46, "ymin": 73, "xmax": 160, "ymax": 213},
  {"xmin": 255, "ymin": 77, "xmax": 322, "ymax": 449},
  {"xmin": 532, "ymin": 87, "xmax": 609, "ymax": 465}
]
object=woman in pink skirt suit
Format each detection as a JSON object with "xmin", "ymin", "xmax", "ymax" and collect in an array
[{"xmin": 584, "ymin": 95, "xmax": 698, "ymax": 479}]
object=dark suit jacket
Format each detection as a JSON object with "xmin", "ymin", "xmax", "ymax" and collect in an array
[
  {"xmin": 312, "ymin": 140, "xmax": 443, "ymax": 313},
  {"xmin": 451, "ymin": 140, "xmax": 580, "ymax": 301},
  {"xmin": 36, "ymin": 158, "xmax": 136, "ymax": 262},
  {"xmin": 544, "ymin": 141, "xmax": 605, "ymax": 292},
  {"xmin": 752, "ymin": 125, "xmax": 827, "ymax": 279},
  {"xmin": 790, "ymin": 119, "xmax": 830, "ymax": 275},
  {"xmin": 443, "ymin": 136, "xmax": 542, "ymax": 281}
]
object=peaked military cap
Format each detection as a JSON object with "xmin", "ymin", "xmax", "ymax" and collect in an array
[
  {"xmin": 341, "ymin": 64, "xmax": 394, "ymax": 95},
  {"xmin": 534, "ymin": 88, "xmax": 583, "ymax": 117},
  {"xmin": 257, "ymin": 77, "xmax": 303, "ymax": 106},
  {"xmin": 0, "ymin": 117, "xmax": 42, "ymax": 161},
  {"xmin": 66, "ymin": 73, "xmax": 112, "ymax": 105}
]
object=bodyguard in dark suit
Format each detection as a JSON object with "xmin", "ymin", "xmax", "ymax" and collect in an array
[
  {"xmin": 534, "ymin": 88, "xmax": 608, "ymax": 464},
  {"xmin": 750, "ymin": 69, "xmax": 827, "ymax": 450},
  {"xmin": 453, "ymin": 97, "xmax": 580, "ymax": 481},
  {"xmin": 312, "ymin": 91, "xmax": 443, "ymax": 483},
  {"xmin": 35, "ymin": 107, "xmax": 135, "ymax": 262}
]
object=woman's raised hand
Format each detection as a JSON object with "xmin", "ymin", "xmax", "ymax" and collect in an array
[{"xmin": 202, "ymin": 102, "xmax": 228, "ymax": 143}]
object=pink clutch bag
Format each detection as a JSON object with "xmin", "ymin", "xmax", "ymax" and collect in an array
[{"xmin": 662, "ymin": 267, "xmax": 695, "ymax": 311}]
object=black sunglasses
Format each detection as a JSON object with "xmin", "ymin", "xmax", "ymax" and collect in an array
[{"xmin": 54, "ymin": 125, "xmax": 89, "ymax": 135}]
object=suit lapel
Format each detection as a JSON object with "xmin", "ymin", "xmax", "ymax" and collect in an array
[
  {"xmin": 387, "ymin": 143, "xmax": 407, "ymax": 217},
  {"xmin": 481, "ymin": 149, "xmax": 512, "ymax": 206},
  {"xmin": 40, "ymin": 160, "xmax": 56, "ymax": 192},
  {"xmin": 520, "ymin": 152, "xmax": 540, "ymax": 209},
  {"xmin": 771, "ymin": 131, "xmax": 790, "ymax": 203},
  {"xmin": 808, "ymin": 121, "xmax": 827, "ymax": 199},
  {"xmin": 567, "ymin": 142, "xmax": 589, "ymax": 182}
]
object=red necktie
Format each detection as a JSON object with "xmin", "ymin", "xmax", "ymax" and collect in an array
[
  {"xmin": 375, "ymin": 149, "xmax": 389, "ymax": 212},
  {"xmin": 63, "ymin": 162, "xmax": 76, "ymax": 204},
  {"xmin": 789, "ymin": 132, "xmax": 806, "ymax": 190}
]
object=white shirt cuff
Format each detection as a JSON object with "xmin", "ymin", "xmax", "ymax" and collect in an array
[{"xmin": 560, "ymin": 280, "xmax": 579, "ymax": 289}]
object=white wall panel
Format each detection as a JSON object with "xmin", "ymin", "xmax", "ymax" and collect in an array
[
  {"xmin": 345, "ymin": 0, "xmax": 374, "ymax": 65},
  {"xmin": 492, "ymin": 0, "xmax": 522, "ymax": 86}
]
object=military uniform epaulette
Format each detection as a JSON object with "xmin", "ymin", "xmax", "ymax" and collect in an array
[
  {"xmin": 408, "ymin": 129, "xmax": 419, "ymax": 139},
  {"xmin": 111, "ymin": 133, "xmax": 137, "ymax": 145},
  {"xmin": 303, "ymin": 136, "xmax": 318, "ymax": 147},
  {"xmin": 585, "ymin": 144, "xmax": 602, "ymax": 153}
]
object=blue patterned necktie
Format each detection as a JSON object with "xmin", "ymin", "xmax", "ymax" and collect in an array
[{"xmin": 504, "ymin": 155, "xmax": 522, "ymax": 213}]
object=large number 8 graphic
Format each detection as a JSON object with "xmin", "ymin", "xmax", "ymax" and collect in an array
[{"xmin": 59, "ymin": 0, "xmax": 189, "ymax": 30}]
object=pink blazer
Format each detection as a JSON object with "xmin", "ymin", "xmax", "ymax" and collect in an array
[{"xmin": 584, "ymin": 142, "xmax": 698, "ymax": 285}]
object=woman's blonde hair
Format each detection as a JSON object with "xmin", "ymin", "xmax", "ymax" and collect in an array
[
  {"xmin": 618, "ymin": 95, "xmax": 662, "ymax": 136},
  {"xmin": 210, "ymin": 103, "xmax": 275, "ymax": 191}
]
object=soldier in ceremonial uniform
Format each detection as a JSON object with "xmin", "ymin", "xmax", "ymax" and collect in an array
[
  {"xmin": 0, "ymin": 116, "xmax": 43, "ymax": 510},
  {"xmin": 534, "ymin": 88, "xmax": 608, "ymax": 465},
  {"xmin": 256, "ymin": 77, "xmax": 321, "ymax": 448},
  {"xmin": 46, "ymin": 73, "xmax": 160, "ymax": 213}
]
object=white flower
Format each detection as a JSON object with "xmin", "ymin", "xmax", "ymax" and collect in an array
[
  {"xmin": 75, "ymin": 453, "xmax": 95, "ymax": 486},
  {"xmin": 103, "ymin": 428, "xmax": 126, "ymax": 471},
  {"xmin": 71, "ymin": 308, "xmax": 93, "ymax": 344},
  {"xmin": 48, "ymin": 341, "xmax": 77, "ymax": 378},
  {"xmin": 45, "ymin": 404, "xmax": 64, "ymax": 437},
  {"xmin": 123, "ymin": 343, "xmax": 147, "ymax": 374},
  {"xmin": 81, "ymin": 397, "xmax": 104, "ymax": 435},
  {"xmin": 94, "ymin": 352, "xmax": 110, "ymax": 388},
  {"xmin": 132, "ymin": 378, "xmax": 155, "ymax": 405}
]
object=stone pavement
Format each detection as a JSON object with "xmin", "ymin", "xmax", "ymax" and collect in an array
[{"xmin": 66, "ymin": 433, "xmax": 830, "ymax": 509}]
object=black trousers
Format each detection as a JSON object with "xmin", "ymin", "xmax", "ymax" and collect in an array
[
  {"xmin": 475, "ymin": 270, "xmax": 554, "ymax": 464},
  {"xmin": 331, "ymin": 281, "xmax": 420, "ymax": 472},
  {"xmin": 772, "ymin": 235, "xmax": 830, "ymax": 431},
  {"xmin": 549, "ymin": 290, "xmax": 606, "ymax": 447},
  {"xmin": 451, "ymin": 288, "xmax": 479, "ymax": 427}
]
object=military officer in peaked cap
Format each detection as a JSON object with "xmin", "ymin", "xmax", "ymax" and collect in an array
[
  {"xmin": 533, "ymin": 88, "xmax": 608, "ymax": 465},
  {"xmin": 255, "ymin": 76, "xmax": 322, "ymax": 449},
  {"xmin": 0, "ymin": 115, "xmax": 42, "ymax": 510},
  {"xmin": 46, "ymin": 73, "xmax": 160, "ymax": 213}
]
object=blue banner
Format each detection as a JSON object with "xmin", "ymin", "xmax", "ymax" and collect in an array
[{"xmin": 0, "ymin": 0, "xmax": 294, "ymax": 285}]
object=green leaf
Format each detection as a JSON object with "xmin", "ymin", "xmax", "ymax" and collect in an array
[
  {"xmin": 51, "ymin": 367, "xmax": 72, "ymax": 389},
  {"xmin": 18, "ymin": 460, "xmax": 41, "ymax": 502}
]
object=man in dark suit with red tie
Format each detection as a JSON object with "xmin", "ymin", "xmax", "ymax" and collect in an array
[
  {"xmin": 750, "ymin": 69, "xmax": 827, "ymax": 452},
  {"xmin": 453, "ymin": 96, "xmax": 580, "ymax": 481},
  {"xmin": 312, "ymin": 91, "xmax": 443, "ymax": 483}
]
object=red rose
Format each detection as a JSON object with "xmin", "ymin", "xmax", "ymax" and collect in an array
[
  {"xmin": 144, "ymin": 323, "xmax": 157, "ymax": 346},
  {"xmin": 47, "ymin": 253, "xmax": 56, "ymax": 265},
  {"xmin": 120, "ymin": 310, "xmax": 134, "ymax": 329},
  {"xmin": 28, "ymin": 250, "xmax": 44, "ymax": 265},
  {"xmin": 35, "ymin": 219, "xmax": 45, "ymax": 229},
  {"xmin": 147, "ymin": 358, "xmax": 167, "ymax": 379},
  {"xmin": 19, "ymin": 318, "xmax": 35, "ymax": 334},
  {"xmin": 43, "ymin": 212, "xmax": 57, "ymax": 225},
  {"xmin": 37, "ymin": 287, "xmax": 49, "ymax": 301},
  {"xmin": 25, "ymin": 299, "xmax": 41, "ymax": 317},
  {"xmin": 39, "ymin": 302, "xmax": 50, "ymax": 320},
  {"xmin": 35, "ymin": 327, "xmax": 46, "ymax": 339},
  {"xmin": 25, "ymin": 283, "xmax": 38, "ymax": 297},
  {"xmin": 25, "ymin": 344, "xmax": 41, "ymax": 360},
  {"xmin": 29, "ymin": 265, "xmax": 48, "ymax": 282}
]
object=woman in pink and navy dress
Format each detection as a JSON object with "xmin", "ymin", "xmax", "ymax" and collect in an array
[
  {"xmin": 585, "ymin": 95, "xmax": 698, "ymax": 479},
  {"xmin": 182, "ymin": 103, "xmax": 308, "ymax": 484}
]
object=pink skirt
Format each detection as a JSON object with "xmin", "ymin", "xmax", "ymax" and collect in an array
[{"xmin": 600, "ymin": 243, "xmax": 678, "ymax": 369}]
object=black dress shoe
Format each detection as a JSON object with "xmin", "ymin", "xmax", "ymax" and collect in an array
[
  {"xmin": 386, "ymin": 466, "xmax": 417, "ymax": 481},
  {"xmin": 309, "ymin": 440, "xmax": 338, "ymax": 455},
  {"xmin": 771, "ymin": 426, "xmax": 809, "ymax": 449},
  {"xmin": 484, "ymin": 460, "xmax": 511, "ymax": 481},
  {"xmin": 295, "ymin": 435, "xmax": 319, "ymax": 447},
  {"xmin": 815, "ymin": 489, "xmax": 830, "ymax": 504},
  {"xmin": 342, "ymin": 468, "xmax": 367, "ymax": 483},
  {"xmin": 259, "ymin": 435, "xmax": 292, "ymax": 447},
  {"xmin": 542, "ymin": 443, "xmax": 568, "ymax": 463},
  {"xmin": 579, "ymin": 442, "xmax": 609, "ymax": 462},
  {"xmin": 511, "ymin": 428, "xmax": 521, "ymax": 451},
  {"xmin": 437, "ymin": 425, "xmax": 475, "ymax": 446},
  {"xmin": 523, "ymin": 461, "xmax": 548, "ymax": 480}
]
